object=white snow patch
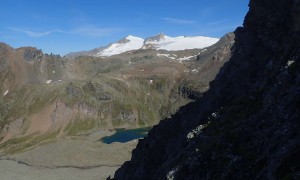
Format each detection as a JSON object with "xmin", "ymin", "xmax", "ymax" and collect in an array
[
  {"xmin": 96, "ymin": 35, "xmax": 144, "ymax": 57},
  {"xmin": 46, "ymin": 80, "xmax": 52, "ymax": 84},
  {"xmin": 157, "ymin": 53, "xmax": 171, "ymax": 58},
  {"xmin": 149, "ymin": 80, "xmax": 153, "ymax": 84},
  {"xmin": 157, "ymin": 53, "xmax": 176, "ymax": 60},
  {"xmin": 166, "ymin": 167, "xmax": 178, "ymax": 180},
  {"xmin": 147, "ymin": 93, "xmax": 150, "ymax": 96},
  {"xmin": 191, "ymin": 69, "xmax": 199, "ymax": 73},
  {"xmin": 178, "ymin": 55, "xmax": 196, "ymax": 61},
  {"xmin": 3, "ymin": 90, "xmax": 9, "ymax": 96},
  {"xmin": 212, "ymin": 112, "xmax": 217, "ymax": 117},
  {"xmin": 186, "ymin": 124, "xmax": 208, "ymax": 140},
  {"xmin": 287, "ymin": 60, "xmax": 295, "ymax": 66},
  {"xmin": 52, "ymin": 71, "xmax": 55, "ymax": 74},
  {"xmin": 158, "ymin": 53, "xmax": 200, "ymax": 62}
]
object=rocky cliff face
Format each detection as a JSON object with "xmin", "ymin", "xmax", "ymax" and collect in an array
[
  {"xmin": 0, "ymin": 44, "xmax": 65, "ymax": 91},
  {"xmin": 114, "ymin": 0, "xmax": 300, "ymax": 179}
]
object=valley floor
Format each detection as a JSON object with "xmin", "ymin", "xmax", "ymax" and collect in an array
[{"xmin": 0, "ymin": 130, "xmax": 137, "ymax": 180}]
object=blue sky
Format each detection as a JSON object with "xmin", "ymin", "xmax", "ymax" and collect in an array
[{"xmin": 0, "ymin": 0, "xmax": 249, "ymax": 55}]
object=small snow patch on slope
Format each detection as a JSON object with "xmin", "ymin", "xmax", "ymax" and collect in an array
[
  {"xmin": 3, "ymin": 90, "xmax": 9, "ymax": 96},
  {"xmin": 157, "ymin": 53, "xmax": 171, "ymax": 58},
  {"xmin": 157, "ymin": 53, "xmax": 176, "ymax": 60},
  {"xmin": 178, "ymin": 55, "xmax": 197, "ymax": 61},
  {"xmin": 97, "ymin": 35, "xmax": 144, "ymax": 57}
]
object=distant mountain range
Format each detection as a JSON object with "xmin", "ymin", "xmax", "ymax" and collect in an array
[{"xmin": 65, "ymin": 33, "xmax": 219, "ymax": 58}]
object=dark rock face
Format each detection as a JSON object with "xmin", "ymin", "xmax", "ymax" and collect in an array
[
  {"xmin": 144, "ymin": 33, "xmax": 166, "ymax": 43},
  {"xmin": 114, "ymin": 0, "xmax": 300, "ymax": 179}
]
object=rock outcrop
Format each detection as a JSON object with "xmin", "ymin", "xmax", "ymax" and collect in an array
[
  {"xmin": 0, "ymin": 44, "xmax": 65, "ymax": 90},
  {"xmin": 114, "ymin": 0, "xmax": 300, "ymax": 179}
]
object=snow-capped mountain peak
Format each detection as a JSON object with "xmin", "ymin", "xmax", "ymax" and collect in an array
[
  {"xmin": 126, "ymin": 35, "xmax": 142, "ymax": 40},
  {"xmin": 96, "ymin": 35, "xmax": 144, "ymax": 57},
  {"xmin": 67, "ymin": 34, "xmax": 219, "ymax": 58}
]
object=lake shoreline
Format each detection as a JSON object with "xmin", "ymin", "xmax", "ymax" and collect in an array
[{"xmin": 100, "ymin": 127, "xmax": 152, "ymax": 144}]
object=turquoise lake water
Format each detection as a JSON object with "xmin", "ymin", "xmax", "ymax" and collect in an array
[{"xmin": 100, "ymin": 127, "xmax": 152, "ymax": 144}]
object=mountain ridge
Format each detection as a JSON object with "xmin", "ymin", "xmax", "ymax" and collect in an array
[{"xmin": 65, "ymin": 34, "xmax": 219, "ymax": 58}]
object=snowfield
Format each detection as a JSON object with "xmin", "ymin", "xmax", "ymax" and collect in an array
[
  {"xmin": 146, "ymin": 35, "xmax": 219, "ymax": 51},
  {"xmin": 96, "ymin": 35, "xmax": 144, "ymax": 57}
]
